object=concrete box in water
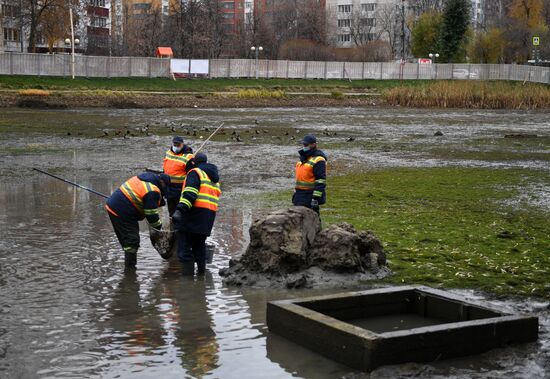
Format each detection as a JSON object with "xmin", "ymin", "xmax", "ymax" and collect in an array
[{"xmin": 266, "ymin": 286, "xmax": 539, "ymax": 371}]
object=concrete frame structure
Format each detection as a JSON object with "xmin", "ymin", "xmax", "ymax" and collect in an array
[{"xmin": 267, "ymin": 286, "xmax": 539, "ymax": 371}]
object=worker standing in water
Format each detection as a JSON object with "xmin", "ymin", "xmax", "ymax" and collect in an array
[
  {"xmin": 163, "ymin": 136, "xmax": 194, "ymax": 216},
  {"xmin": 172, "ymin": 153, "xmax": 221, "ymax": 276},
  {"xmin": 293, "ymin": 134, "xmax": 327, "ymax": 214},
  {"xmin": 105, "ymin": 172, "xmax": 171, "ymax": 269}
]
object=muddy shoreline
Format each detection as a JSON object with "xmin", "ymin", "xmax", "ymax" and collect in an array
[{"xmin": 0, "ymin": 93, "xmax": 382, "ymax": 109}]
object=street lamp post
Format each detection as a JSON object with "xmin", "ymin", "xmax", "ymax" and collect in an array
[
  {"xmin": 65, "ymin": 7, "xmax": 80, "ymax": 80},
  {"xmin": 429, "ymin": 53, "xmax": 439, "ymax": 80},
  {"xmin": 250, "ymin": 45, "xmax": 263, "ymax": 79}
]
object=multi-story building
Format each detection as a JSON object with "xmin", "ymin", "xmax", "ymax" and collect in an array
[
  {"xmin": 1, "ymin": 0, "xmax": 22, "ymax": 52},
  {"xmin": 1, "ymin": 0, "xmax": 112, "ymax": 54},
  {"xmin": 220, "ymin": 0, "xmax": 245, "ymax": 35},
  {"xmin": 86, "ymin": 0, "xmax": 112, "ymax": 54},
  {"xmin": 326, "ymin": 0, "xmax": 400, "ymax": 48}
]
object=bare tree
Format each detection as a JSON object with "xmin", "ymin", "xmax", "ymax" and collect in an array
[{"xmin": 377, "ymin": 3, "xmax": 400, "ymax": 58}]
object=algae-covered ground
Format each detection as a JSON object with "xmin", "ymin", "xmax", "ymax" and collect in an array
[{"xmin": 266, "ymin": 167, "xmax": 550, "ymax": 298}]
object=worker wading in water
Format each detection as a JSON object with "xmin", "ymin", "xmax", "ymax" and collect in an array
[
  {"xmin": 172, "ymin": 153, "xmax": 221, "ymax": 276},
  {"xmin": 105, "ymin": 172, "xmax": 171, "ymax": 269},
  {"xmin": 293, "ymin": 134, "xmax": 327, "ymax": 213},
  {"xmin": 163, "ymin": 136, "xmax": 194, "ymax": 216}
]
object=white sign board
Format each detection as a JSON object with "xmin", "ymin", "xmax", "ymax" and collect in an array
[
  {"xmin": 170, "ymin": 59, "xmax": 210, "ymax": 77},
  {"xmin": 418, "ymin": 58, "xmax": 432, "ymax": 65}
]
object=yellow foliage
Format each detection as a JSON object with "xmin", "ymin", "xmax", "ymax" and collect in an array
[
  {"xmin": 236, "ymin": 89, "xmax": 286, "ymax": 99},
  {"xmin": 508, "ymin": 0, "xmax": 545, "ymax": 28},
  {"xmin": 18, "ymin": 89, "xmax": 51, "ymax": 96}
]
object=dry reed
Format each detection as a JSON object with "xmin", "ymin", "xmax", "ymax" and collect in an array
[{"xmin": 384, "ymin": 81, "xmax": 550, "ymax": 109}]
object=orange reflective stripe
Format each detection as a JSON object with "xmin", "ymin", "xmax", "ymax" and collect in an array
[
  {"xmin": 295, "ymin": 156, "xmax": 326, "ymax": 190},
  {"xmin": 163, "ymin": 151, "xmax": 193, "ymax": 184},
  {"xmin": 105, "ymin": 204, "xmax": 119, "ymax": 217},
  {"xmin": 120, "ymin": 176, "xmax": 161, "ymax": 213},
  {"xmin": 185, "ymin": 168, "xmax": 221, "ymax": 211}
]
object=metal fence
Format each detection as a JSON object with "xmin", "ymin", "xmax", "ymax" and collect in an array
[{"xmin": 1, "ymin": 52, "xmax": 549, "ymax": 84}]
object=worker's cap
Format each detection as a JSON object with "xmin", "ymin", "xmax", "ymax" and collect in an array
[
  {"xmin": 300, "ymin": 134, "xmax": 317, "ymax": 144},
  {"xmin": 195, "ymin": 152, "xmax": 207, "ymax": 163},
  {"xmin": 172, "ymin": 136, "xmax": 184, "ymax": 144},
  {"xmin": 159, "ymin": 173, "xmax": 171, "ymax": 185}
]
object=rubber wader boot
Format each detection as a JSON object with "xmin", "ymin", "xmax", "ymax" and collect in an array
[
  {"xmin": 124, "ymin": 250, "xmax": 137, "ymax": 269},
  {"xmin": 181, "ymin": 261, "xmax": 194, "ymax": 276},
  {"xmin": 196, "ymin": 260, "xmax": 206, "ymax": 275}
]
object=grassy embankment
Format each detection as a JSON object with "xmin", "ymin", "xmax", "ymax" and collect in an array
[
  {"xmin": 2, "ymin": 75, "xmax": 550, "ymax": 108},
  {"xmin": 265, "ymin": 167, "xmax": 550, "ymax": 298},
  {"xmin": 0, "ymin": 75, "xmax": 419, "ymax": 93}
]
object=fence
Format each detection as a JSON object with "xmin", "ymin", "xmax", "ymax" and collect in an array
[{"xmin": 1, "ymin": 52, "xmax": 550, "ymax": 84}]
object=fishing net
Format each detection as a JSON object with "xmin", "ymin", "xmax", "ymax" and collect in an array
[{"xmin": 149, "ymin": 225, "xmax": 176, "ymax": 259}]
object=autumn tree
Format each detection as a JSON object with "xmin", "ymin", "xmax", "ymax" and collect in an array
[
  {"xmin": 410, "ymin": 11, "xmax": 442, "ymax": 58},
  {"xmin": 505, "ymin": 0, "xmax": 549, "ymax": 62},
  {"xmin": 468, "ymin": 27, "xmax": 506, "ymax": 63}
]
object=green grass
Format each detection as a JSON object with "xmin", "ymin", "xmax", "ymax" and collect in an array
[
  {"xmin": 265, "ymin": 167, "xmax": 550, "ymax": 298},
  {"xmin": 0, "ymin": 75, "xmax": 429, "ymax": 92}
]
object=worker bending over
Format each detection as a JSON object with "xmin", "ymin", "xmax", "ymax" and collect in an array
[{"xmin": 105, "ymin": 172, "xmax": 171, "ymax": 269}]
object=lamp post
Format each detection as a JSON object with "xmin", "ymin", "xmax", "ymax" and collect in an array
[
  {"xmin": 65, "ymin": 7, "xmax": 79, "ymax": 79},
  {"xmin": 429, "ymin": 53, "xmax": 439, "ymax": 80},
  {"xmin": 401, "ymin": 0, "xmax": 406, "ymax": 61},
  {"xmin": 250, "ymin": 45, "xmax": 263, "ymax": 79}
]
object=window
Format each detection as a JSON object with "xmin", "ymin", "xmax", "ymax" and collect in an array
[
  {"xmin": 90, "ymin": 0, "xmax": 106, "ymax": 7},
  {"xmin": 222, "ymin": 1, "xmax": 234, "ymax": 8},
  {"xmin": 361, "ymin": 3, "xmax": 376, "ymax": 12},
  {"xmin": 222, "ymin": 13, "xmax": 233, "ymax": 19},
  {"xmin": 1, "ymin": 4, "xmax": 20, "ymax": 17},
  {"xmin": 338, "ymin": 4, "xmax": 352, "ymax": 13},
  {"xmin": 133, "ymin": 3, "xmax": 151, "ymax": 10},
  {"xmin": 163, "ymin": 5, "xmax": 168, "ymax": 13},
  {"xmin": 337, "ymin": 34, "xmax": 351, "ymax": 42},
  {"xmin": 3, "ymin": 28, "xmax": 19, "ymax": 42},
  {"xmin": 361, "ymin": 17, "xmax": 376, "ymax": 26},
  {"xmin": 92, "ymin": 17, "xmax": 107, "ymax": 27},
  {"xmin": 338, "ymin": 19, "xmax": 351, "ymax": 27}
]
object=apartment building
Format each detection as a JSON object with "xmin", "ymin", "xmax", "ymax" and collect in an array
[
  {"xmin": 0, "ymin": 0, "xmax": 112, "ymax": 54},
  {"xmin": 326, "ymin": 0, "xmax": 397, "ymax": 48},
  {"xmin": 1, "ymin": 0, "xmax": 22, "ymax": 52}
]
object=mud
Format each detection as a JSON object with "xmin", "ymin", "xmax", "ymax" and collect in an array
[
  {"xmin": 0, "ymin": 107, "xmax": 549, "ymax": 378},
  {"xmin": 220, "ymin": 209, "xmax": 389, "ymax": 289},
  {"xmin": 0, "ymin": 93, "xmax": 381, "ymax": 109}
]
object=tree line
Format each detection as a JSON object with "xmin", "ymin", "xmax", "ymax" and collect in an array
[{"xmin": 5, "ymin": 0, "xmax": 549, "ymax": 63}]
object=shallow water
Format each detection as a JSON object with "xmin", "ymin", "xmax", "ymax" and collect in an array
[{"xmin": 0, "ymin": 107, "xmax": 549, "ymax": 378}]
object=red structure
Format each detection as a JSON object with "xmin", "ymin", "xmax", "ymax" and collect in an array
[{"xmin": 219, "ymin": 0, "xmax": 245, "ymax": 35}]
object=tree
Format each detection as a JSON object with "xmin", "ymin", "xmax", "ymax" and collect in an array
[
  {"xmin": 438, "ymin": 0, "xmax": 470, "ymax": 62},
  {"xmin": 410, "ymin": 11, "xmax": 442, "ymax": 58},
  {"xmin": 21, "ymin": 0, "xmax": 76, "ymax": 52},
  {"xmin": 39, "ymin": 0, "xmax": 78, "ymax": 53},
  {"xmin": 377, "ymin": 3, "xmax": 401, "ymax": 59},
  {"xmin": 468, "ymin": 27, "xmax": 506, "ymax": 63}
]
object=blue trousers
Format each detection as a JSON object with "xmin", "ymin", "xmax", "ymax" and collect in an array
[{"xmin": 177, "ymin": 231, "xmax": 207, "ymax": 264}]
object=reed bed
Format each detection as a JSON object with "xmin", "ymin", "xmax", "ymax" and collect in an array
[
  {"xmin": 384, "ymin": 81, "xmax": 550, "ymax": 109},
  {"xmin": 18, "ymin": 89, "xmax": 50, "ymax": 96},
  {"xmin": 236, "ymin": 89, "xmax": 286, "ymax": 99}
]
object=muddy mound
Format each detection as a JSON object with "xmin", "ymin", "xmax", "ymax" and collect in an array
[{"xmin": 220, "ymin": 207, "xmax": 389, "ymax": 288}]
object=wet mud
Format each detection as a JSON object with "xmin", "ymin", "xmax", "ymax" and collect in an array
[
  {"xmin": 0, "ymin": 92, "xmax": 381, "ymax": 109},
  {"xmin": 0, "ymin": 107, "xmax": 549, "ymax": 378}
]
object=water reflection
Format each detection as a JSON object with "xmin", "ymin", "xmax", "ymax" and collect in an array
[{"xmin": 105, "ymin": 266, "xmax": 219, "ymax": 378}]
